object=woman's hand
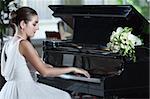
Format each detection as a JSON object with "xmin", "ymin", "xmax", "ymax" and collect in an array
[{"xmin": 72, "ymin": 67, "xmax": 90, "ymax": 78}]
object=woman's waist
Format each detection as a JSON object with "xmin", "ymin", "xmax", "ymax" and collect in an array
[{"xmin": 6, "ymin": 79, "xmax": 35, "ymax": 83}]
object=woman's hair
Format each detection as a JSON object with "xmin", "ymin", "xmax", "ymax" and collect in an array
[
  {"xmin": 10, "ymin": 7, "xmax": 38, "ymax": 26},
  {"xmin": 10, "ymin": 7, "xmax": 37, "ymax": 37}
]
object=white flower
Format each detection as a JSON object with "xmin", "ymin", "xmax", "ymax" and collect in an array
[
  {"xmin": 110, "ymin": 31, "xmax": 118, "ymax": 41},
  {"xmin": 128, "ymin": 33, "xmax": 142, "ymax": 46},
  {"xmin": 113, "ymin": 45, "xmax": 120, "ymax": 53},
  {"xmin": 107, "ymin": 27, "xmax": 143, "ymax": 62},
  {"xmin": 116, "ymin": 27, "xmax": 123, "ymax": 33}
]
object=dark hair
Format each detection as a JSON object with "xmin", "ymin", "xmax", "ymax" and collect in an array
[
  {"xmin": 10, "ymin": 7, "xmax": 37, "ymax": 40},
  {"xmin": 10, "ymin": 7, "xmax": 38, "ymax": 26}
]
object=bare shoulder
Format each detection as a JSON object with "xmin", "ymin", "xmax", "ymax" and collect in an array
[
  {"xmin": 19, "ymin": 40, "xmax": 35, "ymax": 55},
  {"xmin": 20, "ymin": 40, "xmax": 32, "ymax": 47}
]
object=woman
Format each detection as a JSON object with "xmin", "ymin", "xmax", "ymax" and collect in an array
[{"xmin": 0, "ymin": 7, "xmax": 90, "ymax": 99}]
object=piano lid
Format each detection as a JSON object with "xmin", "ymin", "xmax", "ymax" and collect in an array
[{"xmin": 48, "ymin": 5, "xmax": 149, "ymax": 46}]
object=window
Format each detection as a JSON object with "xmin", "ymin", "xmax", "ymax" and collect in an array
[
  {"xmin": 18, "ymin": 0, "xmax": 149, "ymax": 39},
  {"xmin": 19, "ymin": 0, "xmax": 61, "ymax": 39}
]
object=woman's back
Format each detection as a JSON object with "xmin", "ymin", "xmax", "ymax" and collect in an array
[
  {"xmin": 0, "ymin": 36, "xmax": 71, "ymax": 99},
  {"xmin": 1, "ymin": 36, "xmax": 33, "ymax": 81}
]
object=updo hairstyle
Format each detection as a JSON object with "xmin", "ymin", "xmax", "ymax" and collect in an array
[
  {"xmin": 10, "ymin": 7, "xmax": 37, "ymax": 36},
  {"xmin": 10, "ymin": 7, "xmax": 38, "ymax": 26}
]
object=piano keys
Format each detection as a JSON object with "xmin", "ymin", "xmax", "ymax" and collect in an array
[
  {"xmin": 39, "ymin": 5, "xmax": 149, "ymax": 98},
  {"xmin": 58, "ymin": 74, "xmax": 101, "ymax": 83}
]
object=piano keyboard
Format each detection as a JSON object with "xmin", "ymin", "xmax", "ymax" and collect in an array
[{"xmin": 58, "ymin": 74, "xmax": 101, "ymax": 83}]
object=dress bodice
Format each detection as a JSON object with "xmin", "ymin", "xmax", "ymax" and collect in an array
[
  {"xmin": 1, "ymin": 36, "xmax": 36, "ymax": 82},
  {"xmin": 0, "ymin": 35, "xmax": 71, "ymax": 99}
]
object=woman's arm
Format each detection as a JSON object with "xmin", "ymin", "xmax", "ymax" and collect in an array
[{"xmin": 19, "ymin": 40, "xmax": 90, "ymax": 78}]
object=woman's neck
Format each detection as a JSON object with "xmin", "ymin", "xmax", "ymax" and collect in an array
[{"xmin": 15, "ymin": 32, "xmax": 27, "ymax": 40}]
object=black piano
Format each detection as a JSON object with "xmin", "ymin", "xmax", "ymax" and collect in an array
[{"xmin": 38, "ymin": 5, "xmax": 149, "ymax": 98}]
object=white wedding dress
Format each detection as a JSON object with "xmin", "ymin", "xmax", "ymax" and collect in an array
[{"xmin": 0, "ymin": 36, "xmax": 71, "ymax": 99}]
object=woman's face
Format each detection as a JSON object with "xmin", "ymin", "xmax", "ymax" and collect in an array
[{"xmin": 24, "ymin": 15, "xmax": 39, "ymax": 37}]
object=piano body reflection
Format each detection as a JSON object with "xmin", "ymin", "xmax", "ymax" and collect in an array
[{"xmin": 38, "ymin": 5, "xmax": 149, "ymax": 98}]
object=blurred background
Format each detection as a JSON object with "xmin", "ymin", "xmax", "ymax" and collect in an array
[
  {"xmin": 0, "ymin": 0, "xmax": 149, "ymax": 91},
  {"xmin": 18, "ymin": 0, "xmax": 149, "ymax": 39}
]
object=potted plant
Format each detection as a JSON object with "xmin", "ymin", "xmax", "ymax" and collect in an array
[
  {"xmin": 0, "ymin": 0, "xmax": 18, "ymax": 51},
  {"xmin": 0, "ymin": 0, "xmax": 18, "ymax": 90}
]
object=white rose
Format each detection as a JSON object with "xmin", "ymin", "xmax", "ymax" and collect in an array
[
  {"xmin": 128, "ymin": 34, "xmax": 142, "ymax": 46},
  {"xmin": 112, "ymin": 45, "xmax": 120, "ymax": 53},
  {"xmin": 116, "ymin": 27, "xmax": 123, "ymax": 33}
]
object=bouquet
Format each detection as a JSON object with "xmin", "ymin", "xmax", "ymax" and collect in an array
[{"xmin": 107, "ymin": 27, "xmax": 143, "ymax": 62}]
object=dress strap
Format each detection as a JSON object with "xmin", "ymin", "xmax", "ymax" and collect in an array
[{"xmin": 14, "ymin": 34, "xmax": 25, "ymax": 40}]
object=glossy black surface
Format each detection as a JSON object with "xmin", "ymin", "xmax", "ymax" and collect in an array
[
  {"xmin": 40, "ymin": 5, "xmax": 149, "ymax": 98},
  {"xmin": 49, "ymin": 5, "xmax": 149, "ymax": 46}
]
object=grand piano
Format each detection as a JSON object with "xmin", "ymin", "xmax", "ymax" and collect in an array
[{"xmin": 38, "ymin": 5, "xmax": 149, "ymax": 98}]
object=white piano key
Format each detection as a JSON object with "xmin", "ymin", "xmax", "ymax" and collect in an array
[{"xmin": 58, "ymin": 74, "xmax": 101, "ymax": 83}]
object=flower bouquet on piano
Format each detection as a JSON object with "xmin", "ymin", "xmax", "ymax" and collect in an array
[{"xmin": 107, "ymin": 27, "xmax": 143, "ymax": 62}]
